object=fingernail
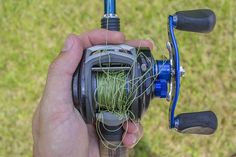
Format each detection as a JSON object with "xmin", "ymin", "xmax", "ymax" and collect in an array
[
  {"xmin": 134, "ymin": 127, "xmax": 139, "ymax": 133},
  {"xmin": 130, "ymin": 135, "xmax": 137, "ymax": 144},
  {"xmin": 62, "ymin": 36, "xmax": 74, "ymax": 52}
]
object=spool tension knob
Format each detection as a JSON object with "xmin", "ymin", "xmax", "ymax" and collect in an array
[
  {"xmin": 154, "ymin": 60, "xmax": 171, "ymax": 98},
  {"xmin": 155, "ymin": 80, "xmax": 168, "ymax": 98}
]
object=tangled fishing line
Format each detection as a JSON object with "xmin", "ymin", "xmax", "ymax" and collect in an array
[{"xmin": 93, "ymin": 18, "xmax": 168, "ymax": 151}]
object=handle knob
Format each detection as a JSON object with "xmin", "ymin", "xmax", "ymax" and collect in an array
[
  {"xmin": 173, "ymin": 9, "xmax": 216, "ymax": 33},
  {"xmin": 175, "ymin": 111, "xmax": 217, "ymax": 135}
]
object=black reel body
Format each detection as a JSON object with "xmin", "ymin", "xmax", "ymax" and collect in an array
[{"xmin": 72, "ymin": 45, "xmax": 155, "ymax": 124}]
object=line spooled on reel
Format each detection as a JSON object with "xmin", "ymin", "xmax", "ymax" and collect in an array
[{"xmin": 72, "ymin": 0, "xmax": 218, "ymax": 156}]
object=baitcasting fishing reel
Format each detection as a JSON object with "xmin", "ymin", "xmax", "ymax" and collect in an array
[{"xmin": 72, "ymin": 0, "xmax": 218, "ymax": 156}]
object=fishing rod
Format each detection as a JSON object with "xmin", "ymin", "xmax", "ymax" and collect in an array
[{"xmin": 72, "ymin": 0, "xmax": 218, "ymax": 156}]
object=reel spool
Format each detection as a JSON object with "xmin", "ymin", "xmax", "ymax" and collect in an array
[
  {"xmin": 72, "ymin": 45, "xmax": 155, "ymax": 145},
  {"xmin": 72, "ymin": 0, "xmax": 218, "ymax": 156}
]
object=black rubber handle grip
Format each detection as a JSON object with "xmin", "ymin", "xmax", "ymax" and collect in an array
[
  {"xmin": 175, "ymin": 111, "xmax": 217, "ymax": 135},
  {"xmin": 173, "ymin": 9, "xmax": 216, "ymax": 33}
]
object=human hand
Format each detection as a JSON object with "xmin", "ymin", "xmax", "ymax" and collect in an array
[{"xmin": 32, "ymin": 29, "xmax": 153, "ymax": 157}]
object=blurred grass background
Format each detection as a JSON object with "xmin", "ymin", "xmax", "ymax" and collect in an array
[{"xmin": 0, "ymin": 0, "xmax": 235, "ymax": 156}]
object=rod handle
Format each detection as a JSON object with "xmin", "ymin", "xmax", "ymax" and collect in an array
[
  {"xmin": 98, "ymin": 122, "xmax": 128, "ymax": 157},
  {"xmin": 175, "ymin": 111, "xmax": 218, "ymax": 135},
  {"xmin": 173, "ymin": 9, "xmax": 216, "ymax": 33},
  {"xmin": 99, "ymin": 140, "xmax": 128, "ymax": 157}
]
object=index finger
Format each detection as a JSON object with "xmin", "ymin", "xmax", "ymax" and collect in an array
[
  {"xmin": 126, "ymin": 39, "xmax": 154, "ymax": 50},
  {"xmin": 79, "ymin": 29, "xmax": 126, "ymax": 49},
  {"xmin": 51, "ymin": 29, "xmax": 126, "ymax": 76}
]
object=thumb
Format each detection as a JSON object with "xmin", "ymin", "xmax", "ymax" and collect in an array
[
  {"xmin": 49, "ymin": 34, "xmax": 84, "ymax": 78},
  {"xmin": 40, "ymin": 34, "xmax": 83, "ymax": 116}
]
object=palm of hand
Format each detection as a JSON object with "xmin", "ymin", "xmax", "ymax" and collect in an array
[{"xmin": 33, "ymin": 101, "xmax": 100, "ymax": 157}]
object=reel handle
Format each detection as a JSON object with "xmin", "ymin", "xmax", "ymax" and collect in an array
[
  {"xmin": 173, "ymin": 9, "xmax": 216, "ymax": 33},
  {"xmin": 174, "ymin": 111, "xmax": 218, "ymax": 135}
]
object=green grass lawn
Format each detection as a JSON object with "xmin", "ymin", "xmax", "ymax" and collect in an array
[{"xmin": 0, "ymin": 0, "xmax": 235, "ymax": 156}]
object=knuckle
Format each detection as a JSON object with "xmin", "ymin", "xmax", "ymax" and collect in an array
[
  {"xmin": 143, "ymin": 40, "xmax": 154, "ymax": 49},
  {"xmin": 48, "ymin": 59, "xmax": 61, "ymax": 74},
  {"xmin": 89, "ymin": 29, "xmax": 104, "ymax": 36},
  {"xmin": 115, "ymin": 32, "xmax": 125, "ymax": 41}
]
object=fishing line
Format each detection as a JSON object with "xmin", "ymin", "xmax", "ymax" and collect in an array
[
  {"xmin": 93, "ymin": 16, "xmax": 169, "ymax": 150},
  {"xmin": 95, "ymin": 55, "xmax": 168, "ymax": 149}
]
